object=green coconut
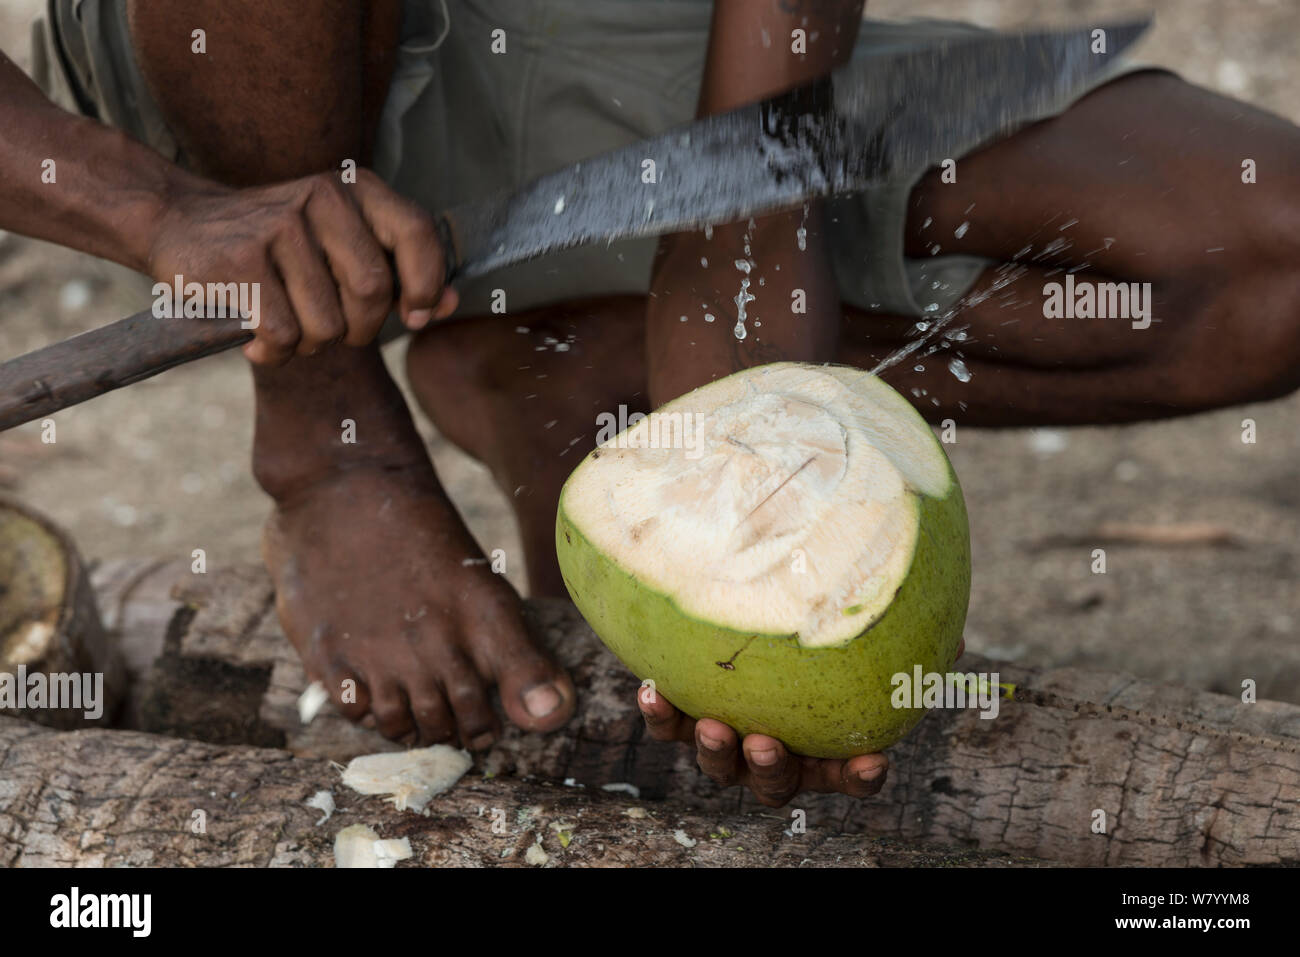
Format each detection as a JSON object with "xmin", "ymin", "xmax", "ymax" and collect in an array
[{"xmin": 556, "ymin": 362, "xmax": 970, "ymax": 758}]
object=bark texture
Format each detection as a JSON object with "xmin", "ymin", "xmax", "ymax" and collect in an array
[
  {"xmin": 0, "ymin": 715, "xmax": 1047, "ymax": 868},
  {"xmin": 15, "ymin": 560, "xmax": 1291, "ymax": 867}
]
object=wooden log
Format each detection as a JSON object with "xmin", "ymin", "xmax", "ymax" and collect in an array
[
  {"xmin": 91, "ymin": 560, "xmax": 1300, "ymax": 866},
  {"xmin": 0, "ymin": 715, "xmax": 1046, "ymax": 868}
]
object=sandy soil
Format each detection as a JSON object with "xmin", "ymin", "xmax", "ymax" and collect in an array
[{"xmin": 1, "ymin": 0, "xmax": 1296, "ymax": 703}]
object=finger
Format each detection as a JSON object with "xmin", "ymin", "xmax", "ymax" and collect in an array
[
  {"xmin": 637, "ymin": 685, "xmax": 695, "ymax": 743},
  {"xmin": 351, "ymin": 169, "xmax": 446, "ymax": 327},
  {"xmin": 842, "ymin": 753, "xmax": 889, "ymax": 795},
  {"xmin": 433, "ymin": 286, "xmax": 460, "ymax": 320},
  {"xmin": 241, "ymin": 273, "xmax": 300, "ymax": 365},
  {"xmin": 694, "ymin": 718, "xmax": 742, "ymax": 786},
  {"xmin": 801, "ymin": 752, "xmax": 889, "ymax": 798},
  {"xmin": 954, "ymin": 636, "xmax": 967, "ymax": 662},
  {"xmin": 740, "ymin": 734, "xmax": 803, "ymax": 807},
  {"xmin": 271, "ymin": 225, "xmax": 347, "ymax": 355},
  {"xmin": 305, "ymin": 181, "xmax": 394, "ymax": 343}
]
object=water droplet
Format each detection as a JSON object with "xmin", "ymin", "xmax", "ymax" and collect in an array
[
  {"xmin": 700, "ymin": 257, "xmax": 708, "ymax": 268},
  {"xmin": 733, "ymin": 322, "xmax": 747, "ymax": 341},
  {"xmin": 915, "ymin": 321, "xmax": 930, "ymax": 332},
  {"xmin": 553, "ymin": 196, "xmax": 565, "ymax": 214},
  {"xmin": 679, "ymin": 315, "xmax": 688, "ymax": 322},
  {"xmin": 947, "ymin": 357, "xmax": 971, "ymax": 383},
  {"xmin": 734, "ymin": 259, "xmax": 752, "ymax": 274},
  {"xmin": 954, "ymin": 221, "xmax": 969, "ymax": 239},
  {"xmin": 704, "ymin": 313, "xmax": 715, "ymax": 322},
  {"xmin": 704, "ymin": 225, "xmax": 713, "ymax": 240},
  {"xmin": 796, "ymin": 227, "xmax": 807, "ymax": 251},
  {"xmin": 914, "ymin": 365, "xmax": 925, "ymax": 372}
]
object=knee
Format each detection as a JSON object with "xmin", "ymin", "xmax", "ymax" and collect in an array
[{"xmin": 1162, "ymin": 271, "xmax": 1300, "ymax": 410}]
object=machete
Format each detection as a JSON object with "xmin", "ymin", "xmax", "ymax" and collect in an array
[{"xmin": 0, "ymin": 17, "xmax": 1149, "ymax": 430}]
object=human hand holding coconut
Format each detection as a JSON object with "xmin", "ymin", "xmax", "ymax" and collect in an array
[{"xmin": 560, "ymin": 360, "xmax": 971, "ymax": 807}]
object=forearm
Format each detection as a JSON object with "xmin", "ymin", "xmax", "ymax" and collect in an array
[
  {"xmin": 647, "ymin": 0, "xmax": 864, "ymax": 405},
  {"xmin": 0, "ymin": 50, "xmax": 195, "ymax": 275}
]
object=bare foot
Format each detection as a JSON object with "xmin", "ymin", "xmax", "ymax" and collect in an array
[
  {"xmin": 262, "ymin": 462, "xmax": 575, "ymax": 746},
  {"xmin": 406, "ymin": 296, "xmax": 648, "ymax": 597}
]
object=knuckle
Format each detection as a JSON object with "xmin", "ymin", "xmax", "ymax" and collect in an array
[
  {"xmin": 262, "ymin": 318, "xmax": 301, "ymax": 351},
  {"xmin": 350, "ymin": 267, "xmax": 392, "ymax": 304},
  {"xmin": 307, "ymin": 171, "xmax": 344, "ymax": 204},
  {"xmin": 401, "ymin": 210, "xmax": 440, "ymax": 246}
]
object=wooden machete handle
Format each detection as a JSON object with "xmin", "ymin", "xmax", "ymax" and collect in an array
[{"xmin": 0, "ymin": 216, "xmax": 460, "ymax": 432}]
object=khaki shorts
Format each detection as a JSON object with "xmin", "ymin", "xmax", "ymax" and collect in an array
[{"xmin": 32, "ymin": 0, "xmax": 1153, "ymax": 320}]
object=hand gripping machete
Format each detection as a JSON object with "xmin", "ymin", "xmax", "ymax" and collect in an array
[{"xmin": 0, "ymin": 17, "xmax": 1149, "ymax": 429}]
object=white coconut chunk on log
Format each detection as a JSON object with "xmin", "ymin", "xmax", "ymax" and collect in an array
[
  {"xmin": 306, "ymin": 789, "xmax": 336, "ymax": 825},
  {"xmin": 340, "ymin": 745, "xmax": 473, "ymax": 813},
  {"xmin": 333, "ymin": 824, "xmax": 413, "ymax": 868},
  {"xmin": 298, "ymin": 681, "xmax": 329, "ymax": 724},
  {"xmin": 563, "ymin": 363, "xmax": 952, "ymax": 648},
  {"xmin": 525, "ymin": 841, "xmax": 550, "ymax": 866}
]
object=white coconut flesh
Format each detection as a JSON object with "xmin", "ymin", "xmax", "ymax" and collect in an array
[{"xmin": 563, "ymin": 363, "xmax": 951, "ymax": 648}]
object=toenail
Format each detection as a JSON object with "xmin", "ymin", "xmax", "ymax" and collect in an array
[
  {"xmin": 699, "ymin": 733, "xmax": 726, "ymax": 751},
  {"xmin": 523, "ymin": 683, "xmax": 563, "ymax": 719},
  {"xmin": 470, "ymin": 732, "xmax": 496, "ymax": 751},
  {"xmin": 749, "ymin": 748, "xmax": 778, "ymax": 766}
]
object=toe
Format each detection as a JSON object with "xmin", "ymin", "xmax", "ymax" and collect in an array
[
  {"xmin": 465, "ymin": 588, "xmax": 575, "ymax": 733},
  {"xmin": 368, "ymin": 679, "xmax": 417, "ymax": 742},
  {"xmin": 431, "ymin": 647, "xmax": 499, "ymax": 750},
  {"xmin": 406, "ymin": 682, "xmax": 457, "ymax": 745},
  {"xmin": 326, "ymin": 666, "xmax": 371, "ymax": 723}
]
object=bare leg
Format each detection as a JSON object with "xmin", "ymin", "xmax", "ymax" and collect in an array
[
  {"xmin": 127, "ymin": 0, "xmax": 574, "ymax": 745},
  {"xmin": 854, "ymin": 71, "xmax": 1300, "ymax": 423}
]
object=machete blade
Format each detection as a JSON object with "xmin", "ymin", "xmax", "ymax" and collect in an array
[{"xmin": 446, "ymin": 17, "xmax": 1150, "ymax": 278}]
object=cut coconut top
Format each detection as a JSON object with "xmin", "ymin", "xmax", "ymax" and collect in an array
[{"xmin": 562, "ymin": 363, "xmax": 951, "ymax": 648}]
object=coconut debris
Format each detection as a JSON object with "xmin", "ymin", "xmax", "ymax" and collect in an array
[
  {"xmin": 305, "ymin": 790, "xmax": 335, "ymax": 825},
  {"xmin": 601, "ymin": 782, "xmax": 641, "ymax": 798},
  {"xmin": 333, "ymin": 824, "xmax": 413, "ymax": 868},
  {"xmin": 298, "ymin": 681, "xmax": 329, "ymax": 724},
  {"xmin": 525, "ymin": 840, "xmax": 549, "ymax": 867},
  {"xmin": 340, "ymin": 745, "xmax": 473, "ymax": 813}
]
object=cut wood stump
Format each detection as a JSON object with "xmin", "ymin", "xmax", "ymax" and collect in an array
[{"xmin": 6, "ymin": 559, "xmax": 1295, "ymax": 867}]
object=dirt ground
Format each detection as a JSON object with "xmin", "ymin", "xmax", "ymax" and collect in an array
[{"xmin": 1, "ymin": 0, "xmax": 1297, "ymax": 704}]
